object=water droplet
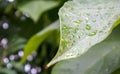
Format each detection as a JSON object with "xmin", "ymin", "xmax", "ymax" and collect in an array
[
  {"xmin": 65, "ymin": 14, "xmax": 69, "ymax": 17},
  {"xmin": 78, "ymin": 35, "xmax": 80, "ymax": 39},
  {"xmin": 74, "ymin": 28, "xmax": 78, "ymax": 33},
  {"xmin": 86, "ymin": 24, "xmax": 91, "ymax": 30},
  {"xmin": 63, "ymin": 26, "xmax": 67, "ymax": 30},
  {"xmin": 66, "ymin": 54, "xmax": 73, "ymax": 57},
  {"xmin": 88, "ymin": 31, "xmax": 97, "ymax": 36},
  {"xmin": 63, "ymin": 26, "xmax": 72, "ymax": 30},
  {"xmin": 61, "ymin": 39, "xmax": 68, "ymax": 49},
  {"xmin": 74, "ymin": 20, "xmax": 82, "ymax": 24},
  {"xmin": 61, "ymin": 39, "xmax": 67, "ymax": 43}
]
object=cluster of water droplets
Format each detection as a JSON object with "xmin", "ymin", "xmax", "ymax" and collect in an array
[{"xmin": 57, "ymin": 0, "xmax": 120, "ymax": 59}]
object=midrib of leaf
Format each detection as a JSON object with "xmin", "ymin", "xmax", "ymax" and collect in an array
[{"xmin": 47, "ymin": 0, "xmax": 120, "ymax": 68}]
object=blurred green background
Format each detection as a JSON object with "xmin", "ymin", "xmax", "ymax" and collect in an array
[{"xmin": 0, "ymin": 0, "xmax": 67, "ymax": 74}]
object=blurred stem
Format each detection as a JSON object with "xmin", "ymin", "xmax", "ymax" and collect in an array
[{"xmin": 0, "ymin": 46, "xmax": 8, "ymax": 69}]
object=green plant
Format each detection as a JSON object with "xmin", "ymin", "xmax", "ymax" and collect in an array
[{"xmin": 0, "ymin": 0, "xmax": 120, "ymax": 74}]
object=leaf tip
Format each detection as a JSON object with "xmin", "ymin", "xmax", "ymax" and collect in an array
[
  {"xmin": 45, "ymin": 64, "xmax": 49, "ymax": 69},
  {"xmin": 46, "ymin": 61, "xmax": 54, "ymax": 69}
]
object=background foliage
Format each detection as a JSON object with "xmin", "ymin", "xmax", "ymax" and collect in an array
[{"xmin": 0, "ymin": 0, "xmax": 66, "ymax": 74}]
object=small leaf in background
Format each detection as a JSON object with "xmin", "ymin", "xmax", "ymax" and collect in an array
[
  {"xmin": 21, "ymin": 20, "xmax": 59, "ymax": 63},
  {"xmin": 52, "ymin": 24, "xmax": 120, "ymax": 74},
  {"xmin": 17, "ymin": 0, "xmax": 59, "ymax": 22},
  {"xmin": 8, "ymin": 36, "xmax": 26, "ymax": 54},
  {"xmin": 47, "ymin": 0, "xmax": 120, "ymax": 67}
]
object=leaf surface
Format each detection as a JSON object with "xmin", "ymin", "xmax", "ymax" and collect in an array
[
  {"xmin": 52, "ymin": 24, "xmax": 120, "ymax": 74},
  {"xmin": 47, "ymin": 0, "xmax": 120, "ymax": 67}
]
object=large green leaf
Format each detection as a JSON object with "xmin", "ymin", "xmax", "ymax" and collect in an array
[
  {"xmin": 17, "ymin": 0, "xmax": 59, "ymax": 22},
  {"xmin": 47, "ymin": 0, "xmax": 120, "ymax": 67},
  {"xmin": 21, "ymin": 20, "xmax": 59, "ymax": 63},
  {"xmin": 52, "ymin": 24, "xmax": 120, "ymax": 74}
]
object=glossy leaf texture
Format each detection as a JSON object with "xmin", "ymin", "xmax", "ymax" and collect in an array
[
  {"xmin": 21, "ymin": 20, "xmax": 59, "ymax": 63},
  {"xmin": 17, "ymin": 0, "xmax": 59, "ymax": 22},
  {"xmin": 47, "ymin": 0, "xmax": 120, "ymax": 67},
  {"xmin": 52, "ymin": 24, "xmax": 120, "ymax": 74}
]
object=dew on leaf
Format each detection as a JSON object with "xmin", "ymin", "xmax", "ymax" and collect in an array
[
  {"xmin": 61, "ymin": 39, "xmax": 68, "ymax": 48},
  {"xmin": 86, "ymin": 24, "xmax": 91, "ymax": 30},
  {"xmin": 63, "ymin": 26, "xmax": 72, "ymax": 31},
  {"xmin": 66, "ymin": 54, "xmax": 73, "ymax": 57},
  {"xmin": 88, "ymin": 31, "xmax": 97, "ymax": 36},
  {"xmin": 74, "ymin": 20, "xmax": 82, "ymax": 24},
  {"xmin": 73, "ymin": 28, "xmax": 79, "ymax": 33},
  {"xmin": 78, "ymin": 35, "xmax": 80, "ymax": 39}
]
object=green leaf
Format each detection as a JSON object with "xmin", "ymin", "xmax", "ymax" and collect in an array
[
  {"xmin": 8, "ymin": 36, "xmax": 26, "ymax": 54},
  {"xmin": 17, "ymin": 0, "xmax": 59, "ymax": 22},
  {"xmin": 21, "ymin": 20, "xmax": 59, "ymax": 63},
  {"xmin": 52, "ymin": 24, "xmax": 120, "ymax": 74},
  {"xmin": 47, "ymin": 0, "xmax": 120, "ymax": 67}
]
